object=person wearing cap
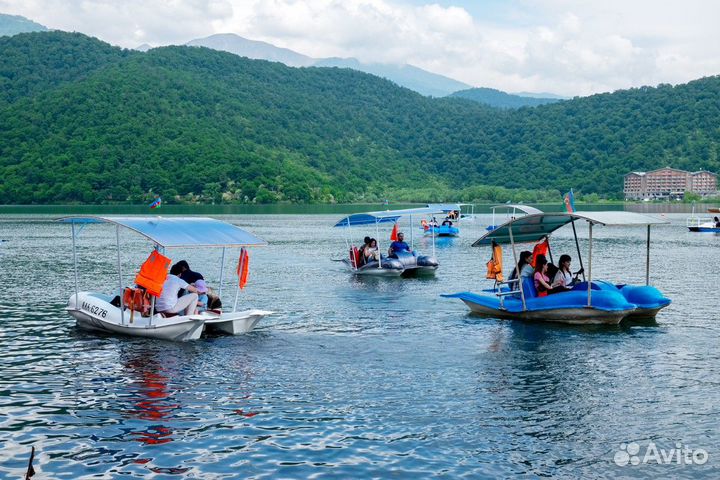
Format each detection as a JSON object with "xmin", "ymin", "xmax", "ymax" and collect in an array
[{"xmin": 195, "ymin": 279, "xmax": 210, "ymax": 313}]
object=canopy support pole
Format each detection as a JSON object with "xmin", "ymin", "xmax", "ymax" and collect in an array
[
  {"xmin": 410, "ymin": 214, "xmax": 414, "ymax": 249},
  {"xmin": 571, "ymin": 219, "xmax": 586, "ymax": 282},
  {"xmin": 431, "ymin": 217, "xmax": 436, "ymax": 258},
  {"xmin": 646, "ymin": 225, "xmax": 651, "ymax": 286},
  {"xmin": 545, "ymin": 236, "xmax": 554, "ymax": 264},
  {"xmin": 116, "ymin": 224, "xmax": 125, "ymax": 325},
  {"xmin": 233, "ymin": 249, "xmax": 240, "ymax": 312},
  {"xmin": 587, "ymin": 223, "xmax": 593, "ymax": 307},
  {"xmin": 376, "ymin": 221, "xmax": 381, "ymax": 269},
  {"xmin": 219, "ymin": 247, "xmax": 226, "ymax": 298},
  {"xmin": 344, "ymin": 217, "xmax": 352, "ymax": 270},
  {"xmin": 71, "ymin": 221, "xmax": 79, "ymax": 309},
  {"xmin": 508, "ymin": 224, "xmax": 526, "ymax": 311}
]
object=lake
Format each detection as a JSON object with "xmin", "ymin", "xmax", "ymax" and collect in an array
[{"xmin": 1, "ymin": 208, "xmax": 719, "ymax": 478}]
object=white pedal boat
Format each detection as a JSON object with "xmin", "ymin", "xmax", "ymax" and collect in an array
[{"xmin": 59, "ymin": 216, "xmax": 272, "ymax": 342}]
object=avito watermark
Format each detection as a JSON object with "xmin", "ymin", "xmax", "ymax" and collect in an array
[{"xmin": 614, "ymin": 442, "xmax": 709, "ymax": 466}]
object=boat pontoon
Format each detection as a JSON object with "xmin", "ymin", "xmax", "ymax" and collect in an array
[
  {"xmin": 58, "ymin": 216, "xmax": 273, "ymax": 341},
  {"xmin": 443, "ymin": 211, "xmax": 671, "ymax": 325},
  {"xmin": 334, "ymin": 207, "xmax": 441, "ymax": 277},
  {"xmin": 486, "ymin": 204, "xmax": 543, "ymax": 231}
]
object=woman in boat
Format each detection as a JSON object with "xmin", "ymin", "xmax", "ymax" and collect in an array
[
  {"xmin": 357, "ymin": 237, "xmax": 371, "ymax": 267},
  {"xmin": 509, "ymin": 251, "xmax": 533, "ymax": 282},
  {"xmin": 533, "ymin": 254, "xmax": 553, "ymax": 298},
  {"xmin": 364, "ymin": 238, "xmax": 380, "ymax": 263},
  {"xmin": 156, "ymin": 263, "xmax": 199, "ymax": 316},
  {"xmin": 551, "ymin": 254, "xmax": 576, "ymax": 291},
  {"xmin": 175, "ymin": 260, "xmax": 204, "ymax": 284}
]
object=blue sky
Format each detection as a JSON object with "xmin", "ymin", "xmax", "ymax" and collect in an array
[{"xmin": 2, "ymin": 0, "xmax": 718, "ymax": 96}]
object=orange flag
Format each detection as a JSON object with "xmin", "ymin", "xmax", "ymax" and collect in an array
[
  {"xmin": 390, "ymin": 223, "xmax": 399, "ymax": 241},
  {"xmin": 236, "ymin": 248, "xmax": 250, "ymax": 289},
  {"xmin": 531, "ymin": 237, "xmax": 549, "ymax": 268}
]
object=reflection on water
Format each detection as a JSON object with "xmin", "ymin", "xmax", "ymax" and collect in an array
[{"xmin": 1, "ymin": 213, "xmax": 720, "ymax": 477}]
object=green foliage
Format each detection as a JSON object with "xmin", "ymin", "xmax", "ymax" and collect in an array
[
  {"xmin": 0, "ymin": 31, "xmax": 719, "ymax": 205},
  {"xmin": 450, "ymin": 87, "xmax": 562, "ymax": 109}
]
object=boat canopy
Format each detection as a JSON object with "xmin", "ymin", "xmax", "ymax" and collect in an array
[
  {"xmin": 56, "ymin": 216, "xmax": 266, "ymax": 248},
  {"xmin": 334, "ymin": 207, "xmax": 444, "ymax": 227},
  {"xmin": 473, "ymin": 212, "xmax": 668, "ymax": 246},
  {"xmin": 490, "ymin": 204, "xmax": 543, "ymax": 215},
  {"xmin": 426, "ymin": 203, "xmax": 473, "ymax": 212}
]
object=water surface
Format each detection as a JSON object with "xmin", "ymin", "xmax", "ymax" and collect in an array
[{"xmin": 1, "ymin": 212, "xmax": 718, "ymax": 478}]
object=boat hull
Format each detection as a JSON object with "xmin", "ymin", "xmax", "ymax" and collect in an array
[
  {"xmin": 423, "ymin": 225, "xmax": 459, "ymax": 237},
  {"xmin": 688, "ymin": 226, "xmax": 720, "ymax": 232},
  {"xmin": 204, "ymin": 309, "xmax": 273, "ymax": 335},
  {"xmin": 457, "ymin": 299, "xmax": 630, "ymax": 325}
]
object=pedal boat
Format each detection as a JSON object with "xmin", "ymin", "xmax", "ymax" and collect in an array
[
  {"xmin": 335, "ymin": 207, "xmax": 441, "ymax": 277},
  {"xmin": 421, "ymin": 203, "xmax": 475, "ymax": 237},
  {"xmin": 443, "ymin": 211, "xmax": 671, "ymax": 325},
  {"xmin": 58, "ymin": 216, "xmax": 273, "ymax": 341}
]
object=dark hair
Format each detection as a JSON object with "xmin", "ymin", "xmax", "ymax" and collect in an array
[
  {"xmin": 175, "ymin": 260, "xmax": 190, "ymax": 270},
  {"xmin": 534, "ymin": 254, "xmax": 548, "ymax": 273},
  {"xmin": 558, "ymin": 254, "xmax": 572, "ymax": 272},
  {"xmin": 369, "ymin": 238, "xmax": 377, "ymax": 246},
  {"xmin": 170, "ymin": 263, "xmax": 184, "ymax": 276},
  {"xmin": 546, "ymin": 262, "xmax": 559, "ymax": 280},
  {"xmin": 510, "ymin": 250, "xmax": 533, "ymax": 279},
  {"xmin": 364, "ymin": 236, "xmax": 371, "ymax": 244}
]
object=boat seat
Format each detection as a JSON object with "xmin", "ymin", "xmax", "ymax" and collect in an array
[{"xmin": 521, "ymin": 276, "xmax": 538, "ymax": 299}]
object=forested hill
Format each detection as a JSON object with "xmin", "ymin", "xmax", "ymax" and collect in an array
[
  {"xmin": 1, "ymin": 32, "xmax": 719, "ymax": 204},
  {"xmin": 450, "ymin": 87, "xmax": 562, "ymax": 108}
]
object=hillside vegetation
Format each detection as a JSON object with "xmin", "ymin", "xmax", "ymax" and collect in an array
[{"xmin": 1, "ymin": 32, "xmax": 719, "ymax": 204}]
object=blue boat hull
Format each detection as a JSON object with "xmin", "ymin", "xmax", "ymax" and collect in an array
[
  {"xmin": 423, "ymin": 225, "xmax": 459, "ymax": 237},
  {"xmin": 442, "ymin": 281, "xmax": 670, "ymax": 325}
]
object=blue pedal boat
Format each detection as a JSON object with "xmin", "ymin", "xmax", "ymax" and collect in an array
[
  {"xmin": 443, "ymin": 211, "xmax": 671, "ymax": 325},
  {"xmin": 421, "ymin": 203, "xmax": 474, "ymax": 237}
]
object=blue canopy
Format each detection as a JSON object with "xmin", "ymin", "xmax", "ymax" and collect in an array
[
  {"xmin": 57, "ymin": 216, "xmax": 266, "ymax": 248},
  {"xmin": 334, "ymin": 207, "xmax": 444, "ymax": 228},
  {"xmin": 426, "ymin": 203, "xmax": 472, "ymax": 212}
]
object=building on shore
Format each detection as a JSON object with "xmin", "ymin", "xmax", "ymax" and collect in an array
[{"xmin": 624, "ymin": 167, "xmax": 717, "ymax": 200}]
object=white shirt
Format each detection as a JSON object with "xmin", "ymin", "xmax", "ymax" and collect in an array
[
  {"xmin": 553, "ymin": 269, "xmax": 573, "ymax": 287},
  {"xmin": 156, "ymin": 275, "xmax": 189, "ymax": 311}
]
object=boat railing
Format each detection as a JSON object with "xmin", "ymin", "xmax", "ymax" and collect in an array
[
  {"xmin": 687, "ymin": 216, "xmax": 712, "ymax": 228},
  {"xmin": 493, "ymin": 280, "xmax": 521, "ymax": 309}
]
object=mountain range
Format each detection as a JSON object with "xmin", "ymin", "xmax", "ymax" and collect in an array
[
  {"xmin": 186, "ymin": 33, "xmax": 472, "ymax": 98},
  {"xmin": 0, "ymin": 13, "xmax": 47, "ymax": 36},
  {"xmin": 1, "ymin": 31, "xmax": 718, "ymax": 205}
]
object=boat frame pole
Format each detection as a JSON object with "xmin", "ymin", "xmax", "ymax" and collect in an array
[
  {"xmin": 646, "ymin": 225, "xmax": 651, "ymax": 286},
  {"xmin": 116, "ymin": 224, "xmax": 125, "ymax": 325},
  {"xmin": 587, "ymin": 222, "xmax": 593, "ymax": 307},
  {"xmin": 219, "ymin": 247, "xmax": 226, "ymax": 298},
  {"xmin": 71, "ymin": 221, "xmax": 79, "ymax": 309},
  {"xmin": 410, "ymin": 214, "xmax": 414, "ymax": 249},
  {"xmin": 508, "ymin": 224, "xmax": 526, "ymax": 311},
  {"xmin": 571, "ymin": 219, "xmax": 586, "ymax": 282},
  {"xmin": 376, "ymin": 220, "xmax": 382, "ymax": 269}
]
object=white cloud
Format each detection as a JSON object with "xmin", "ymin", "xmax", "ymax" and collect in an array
[{"xmin": 1, "ymin": 0, "xmax": 719, "ymax": 96}]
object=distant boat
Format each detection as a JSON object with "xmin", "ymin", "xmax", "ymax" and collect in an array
[
  {"xmin": 334, "ymin": 207, "xmax": 441, "ymax": 277},
  {"xmin": 686, "ymin": 206, "xmax": 720, "ymax": 232},
  {"xmin": 421, "ymin": 203, "xmax": 474, "ymax": 237}
]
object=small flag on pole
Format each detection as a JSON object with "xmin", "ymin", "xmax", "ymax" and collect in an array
[
  {"xmin": 563, "ymin": 189, "xmax": 575, "ymax": 213},
  {"xmin": 236, "ymin": 248, "xmax": 250, "ymax": 289},
  {"xmin": 149, "ymin": 197, "xmax": 162, "ymax": 209},
  {"xmin": 390, "ymin": 223, "xmax": 399, "ymax": 241}
]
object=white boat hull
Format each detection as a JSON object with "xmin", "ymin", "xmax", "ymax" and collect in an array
[
  {"xmin": 67, "ymin": 292, "xmax": 269, "ymax": 341},
  {"xmin": 203, "ymin": 310, "xmax": 273, "ymax": 334}
]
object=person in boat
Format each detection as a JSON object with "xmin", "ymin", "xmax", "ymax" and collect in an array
[
  {"xmin": 508, "ymin": 250, "xmax": 534, "ymax": 283},
  {"xmin": 442, "ymin": 217, "xmax": 453, "ymax": 226},
  {"xmin": 156, "ymin": 263, "xmax": 199, "ymax": 316},
  {"xmin": 364, "ymin": 238, "xmax": 380, "ymax": 262},
  {"xmin": 389, "ymin": 232, "xmax": 412, "ymax": 258},
  {"xmin": 357, "ymin": 236, "xmax": 371, "ymax": 266},
  {"xmin": 533, "ymin": 254, "xmax": 553, "ymax": 298},
  {"xmin": 195, "ymin": 279, "xmax": 209, "ymax": 313},
  {"xmin": 551, "ymin": 254, "xmax": 578, "ymax": 292},
  {"xmin": 429, "ymin": 217, "xmax": 439, "ymax": 228},
  {"xmin": 715, "ymin": 216, "xmax": 720, "ymax": 228},
  {"xmin": 175, "ymin": 260, "xmax": 204, "ymax": 284}
]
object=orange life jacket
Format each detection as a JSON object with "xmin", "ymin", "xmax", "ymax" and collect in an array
[
  {"xmin": 135, "ymin": 250, "xmax": 171, "ymax": 297},
  {"xmin": 485, "ymin": 242, "xmax": 504, "ymax": 282}
]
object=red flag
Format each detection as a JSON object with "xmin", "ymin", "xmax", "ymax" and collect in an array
[
  {"xmin": 236, "ymin": 248, "xmax": 250, "ymax": 289},
  {"xmin": 531, "ymin": 238, "xmax": 549, "ymax": 268},
  {"xmin": 390, "ymin": 223, "xmax": 399, "ymax": 241}
]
